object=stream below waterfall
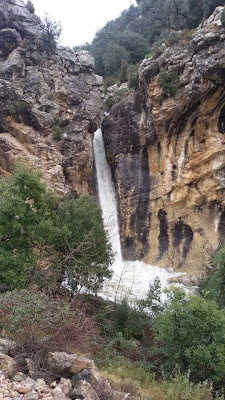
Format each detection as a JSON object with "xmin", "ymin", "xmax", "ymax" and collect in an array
[{"xmin": 93, "ymin": 129, "xmax": 183, "ymax": 301}]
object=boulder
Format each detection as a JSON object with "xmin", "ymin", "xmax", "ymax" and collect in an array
[
  {"xmin": 52, "ymin": 386, "xmax": 70, "ymax": 400},
  {"xmin": 70, "ymin": 380, "xmax": 100, "ymax": 400},
  {"xmin": 0, "ymin": 28, "xmax": 22, "ymax": 57},
  {"xmin": 47, "ymin": 352, "xmax": 95, "ymax": 377},
  {"xmin": 71, "ymin": 367, "xmax": 113, "ymax": 400},
  {"xmin": 0, "ymin": 351, "xmax": 17, "ymax": 377},
  {"xmin": 0, "ymin": 338, "xmax": 16, "ymax": 354}
]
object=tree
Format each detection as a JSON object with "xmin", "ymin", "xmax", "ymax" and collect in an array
[
  {"xmin": 154, "ymin": 288, "xmax": 225, "ymax": 390},
  {"xmin": 0, "ymin": 164, "xmax": 56, "ymax": 290},
  {"xmin": 55, "ymin": 194, "xmax": 113, "ymax": 294},
  {"xmin": 117, "ymin": 30, "xmax": 149, "ymax": 64},
  {"xmin": 103, "ymin": 42, "xmax": 130, "ymax": 76},
  {"xmin": 120, "ymin": 59, "xmax": 128, "ymax": 83},
  {"xmin": 41, "ymin": 15, "xmax": 62, "ymax": 52},
  {"xmin": 0, "ymin": 165, "xmax": 112, "ymax": 294},
  {"xmin": 201, "ymin": 248, "xmax": 225, "ymax": 307}
]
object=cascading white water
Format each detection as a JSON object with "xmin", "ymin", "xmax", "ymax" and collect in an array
[{"xmin": 93, "ymin": 128, "xmax": 183, "ymax": 301}]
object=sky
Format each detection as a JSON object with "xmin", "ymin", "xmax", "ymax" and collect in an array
[{"xmin": 31, "ymin": 0, "xmax": 136, "ymax": 47}]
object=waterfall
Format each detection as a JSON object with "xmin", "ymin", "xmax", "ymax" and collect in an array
[{"xmin": 93, "ymin": 129, "xmax": 183, "ymax": 301}]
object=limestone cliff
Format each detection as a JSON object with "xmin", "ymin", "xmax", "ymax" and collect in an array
[
  {"xmin": 103, "ymin": 7, "xmax": 225, "ymax": 277},
  {"xmin": 0, "ymin": 0, "xmax": 104, "ymax": 196}
]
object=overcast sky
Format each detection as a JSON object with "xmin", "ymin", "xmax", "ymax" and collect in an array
[{"xmin": 31, "ymin": 0, "xmax": 136, "ymax": 47}]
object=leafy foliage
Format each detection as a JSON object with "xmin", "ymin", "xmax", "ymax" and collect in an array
[
  {"xmin": 55, "ymin": 194, "xmax": 113, "ymax": 294},
  {"xmin": 0, "ymin": 165, "xmax": 112, "ymax": 293},
  {"xmin": 103, "ymin": 42, "xmax": 130, "ymax": 76},
  {"xmin": 158, "ymin": 70, "xmax": 180, "ymax": 99},
  {"xmin": 52, "ymin": 125, "xmax": 62, "ymax": 140},
  {"xmin": 128, "ymin": 64, "xmax": 139, "ymax": 89},
  {"xmin": 76, "ymin": 0, "xmax": 223, "ymax": 79},
  {"xmin": 201, "ymin": 248, "xmax": 225, "ymax": 307},
  {"xmin": 120, "ymin": 59, "xmax": 128, "ymax": 83},
  {"xmin": 154, "ymin": 288, "xmax": 225, "ymax": 390},
  {"xmin": 41, "ymin": 16, "xmax": 62, "ymax": 52}
]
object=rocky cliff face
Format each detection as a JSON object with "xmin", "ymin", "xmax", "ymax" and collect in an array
[
  {"xmin": 0, "ymin": 0, "xmax": 104, "ymax": 196},
  {"xmin": 103, "ymin": 7, "xmax": 225, "ymax": 277}
]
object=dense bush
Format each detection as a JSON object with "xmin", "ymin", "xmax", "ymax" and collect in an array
[
  {"xmin": 120, "ymin": 59, "xmax": 128, "ymax": 83},
  {"xmin": 201, "ymin": 247, "xmax": 225, "ymax": 307},
  {"xmin": 0, "ymin": 289, "xmax": 99, "ymax": 378},
  {"xmin": 7, "ymin": 101, "xmax": 30, "ymax": 116},
  {"xmin": 51, "ymin": 125, "xmax": 62, "ymax": 140},
  {"xmin": 41, "ymin": 16, "xmax": 62, "ymax": 52},
  {"xmin": 158, "ymin": 70, "xmax": 180, "ymax": 99},
  {"xmin": 0, "ymin": 290, "xmax": 98, "ymax": 348},
  {"xmin": 0, "ymin": 165, "xmax": 112, "ymax": 293},
  {"xmin": 154, "ymin": 288, "xmax": 225, "ymax": 390},
  {"xmin": 55, "ymin": 194, "xmax": 113, "ymax": 294},
  {"xmin": 128, "ymin": 64, "xmax": 139, "ymax": 89}
]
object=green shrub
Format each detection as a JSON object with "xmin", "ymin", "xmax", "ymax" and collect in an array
[
  {"xmin": 41, "ymin": 16, "xmax": 61, "ymax": 52},
  {"xmin": 0, "ymin": 165, "xmax": 112, "ymax": 293},
  {"xmin": 51, "ymin": 125, "xmax": 62, "ymax": 140},
  {"xmin": 7, "ymin": 101, "xmax": 30, "ymax": 116},
  {"xmin": 120, "ymin": 59, "xmax": 128, "ymax": 83},
  {"xmin": 0, "ymin": 289, "xmax": 97, "ymax": 346},
  {"xmin": 0, "ymin": 164, "xmax": 56, "ymax": 290},
  {"xmin": 221, "ymin": 8, "xmax": 225, "ymax": 27},
  {"xmin": 56, "ymin": 194, "xmax": 113, "ymax": 294},
  {"xmin": 0, "ymin": 289, "xmax": 98, "ymax": 378},
  {"xmin": 201, "ymin": 247, "xmax": 225, "ymax": 307},
  {"xmin": 158, "ymin": 69, "xmax": 180, "ymax": 100},
  {"xmin": 166, "ymin": 33, "xmax": 180, "ymax": 46},
  {"xmin": 128, "ymin": 64, "xmax": 139, "ymax": 90},
  {"xmin": 154, "ymin": 288, "xmax": 225, "ymax": 390},
  {"xmin": 100, "ymin": 355, "xmax": 214, "ymax": 400}
]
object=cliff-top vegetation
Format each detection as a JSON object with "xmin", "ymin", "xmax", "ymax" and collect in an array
[{"xmin": 75, "ymin": 0, "xmax": 224, "ymax": 83}]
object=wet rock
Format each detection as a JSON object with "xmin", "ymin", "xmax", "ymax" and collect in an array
[{"xmin": 103, "ymin": 7, "xmax": 225, "ymax": 276}]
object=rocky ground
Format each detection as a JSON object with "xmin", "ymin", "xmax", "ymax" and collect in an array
[
  {"xmin": 0, "ymin": 340, "xmax": 131, "ymax": 400},
  {"xmin": 0, "ymin": 373, "xmax": 71, "ymax": 400}
]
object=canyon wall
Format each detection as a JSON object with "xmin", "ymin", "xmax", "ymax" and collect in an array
[
  {"xmin": 103, "ymin": 8, "xmax": 225, "ymax": 277},
  {"xmin": 0, "ymin": 0, "xmax": 104, "ymax": 196}
]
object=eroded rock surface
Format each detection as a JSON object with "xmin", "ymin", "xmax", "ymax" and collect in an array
[
  {"xmin": 103, "ymin": 7, "xmax": 225, "ymax": 275},
  {"xmin": 0, "ymin": 0, "xmax": 104, "ymax": 196}
]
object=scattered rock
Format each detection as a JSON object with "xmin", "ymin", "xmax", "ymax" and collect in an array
[
  {"xmin": 48, "ymin": 352, "xmax": 95, "ymax": 377},
  {"xmin": 0, "ymin": 337, "xmax": 16, "ymax": 354}
]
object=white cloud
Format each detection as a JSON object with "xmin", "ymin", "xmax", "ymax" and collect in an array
[{"xmin": 31, "ymin": 0, "xmax": 136, "ymax": 47}]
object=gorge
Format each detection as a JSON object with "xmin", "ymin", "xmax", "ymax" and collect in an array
[{"xmin": 0, "ymin": 0, "xmax": 225, "ymax": 286}]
